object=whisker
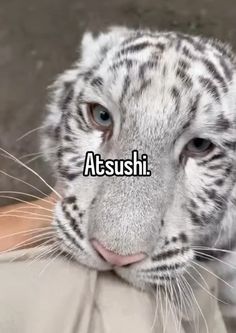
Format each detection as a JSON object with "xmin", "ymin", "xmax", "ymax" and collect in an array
[
  {"xmin": 194, "ymin": 250, "xmax": 236, "ymax": 270},
  {"xmin": 25, "ymin": 155, "xmax": 46, "ymax": 165},
  {"xmin": 0, "ymin": 147, "xmax": 61, "ymax": 199},
  {"xmin": 0, "ymin": 214, "xmax": 52, "ymax": 222},
  {"xmin": 151, "ymin": 286, "xmax": 159, "ymax": 331},
  {"xmin": 178, "ymin": 277, "xmax": 198, "ymax": 332},
  {"xmin": 0, "ymin": 170, "xmax": 49, "ymax": 199},
  {"xmin": 173, "ymin": 279, "xmax": 187, "ymax": 333},
  {"xmin": 167, "ymin": 274, "xmax": 179, "ymax": 333},
  {"xmin": 171, "ymin": 285, "xmax": 180, "ymax": 333},
  {"xmin": 20, "ymin": 152, "xmax": 44, "ymax": 160},
  {"xmin": 8, "ymin": 242, "xmax": 57, "ymax": 264},
  {"xmin": 184, "ymin": 276, "xmax": 200, "ymax": 333},
  {"xmin": 158, "ymin": 286, "xmax": 165, "ymax": 333},
  {"xmin": 0, "ymin": 207, "xmax": 53, "ymax": 219},
  {"xmin": 0, "ymin": 233, "xmax": 54, "ymax": 255},
  {"xmin": 193, "ymin": 245, "xmax": 236, "ymax": 256},
  {"xmin": 27, "ymin": 242, "xmax": 59, "ymax": 266},
  {"xmin": 16, "ymin": 125, "xmax": 47, "ymax": 142},
  {"xmin": 163, "ymin": 281, "xmax": 168, "ymax": 333},
  {"xmin": 178, "ymin": 278, "xmax": 198, "ymax": 333},
  {"xmin": 188, "ymin": 262, "xmax": 214, "ymax": 290},
  {"xmin": 0, "ymin": 192, "xmax": 55, "ymax": 206},
  {"xmin": 25, "ymin": 149, "xmax": 60, "ymax": 165},
  {"xmin": 38, "ymin": 248, "xmax": 64, "ymax": 276},
  {"xmin": 181, "ymin": 275, "xmax": 209, "ymax": 333},
  {"xmin": 1, "ymin": 204, "xmax": 53, "ymax": 214},
  {"xmin": 0, "ymin": 227, "xmax": 53, "ymax": 241},
  {"xmin": 55, "ymin": 243, "xmax": 75, "ymax": 273},
  {"xmin": 0, "ymin": 195, "xmax": 53, "ymax": 212},
  {"xmin": 191, "ymin": 259, "xmax": 233, "ymax": 288},
  {"xmin": 20, "ymin": 150, "xmax": 53, "ymax": 160},
  {"xmin": 184, "ymin": 269, "xmax": 228, "ymax": 305},
  {"xmin": 194, "ymin": 252, "xmax": 215, "ymax": 262},
  {"xmin": 0, "ymin": 207, "xmax": 52, "ymax": 219}
]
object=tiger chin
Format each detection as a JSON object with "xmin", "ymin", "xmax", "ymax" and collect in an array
[{"xmin": 41, "ymin": 26, "xmax": 236, "ymax": 311}]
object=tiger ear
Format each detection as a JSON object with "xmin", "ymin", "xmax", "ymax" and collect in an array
[
  {"xmin": 79, "ymin": 26, "xmax": 131, "ymax": 67},
  {"xmin": 80, "ymin": 31, "xmax": 96, "ymax": 59},
  {"xmin": 80, "ymin": 26, "xmax": 130, "ymax": 59},
  {"xmin": 107, "ymin": 25, "xmax": 131, "ymax": 35}
]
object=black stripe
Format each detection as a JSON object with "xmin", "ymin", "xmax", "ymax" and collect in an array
[
  {"xmin": 190, "ymin": 199, "xmax": 198, "ymax": 209},
  {"xmin": 205, "ymin": 152, "xmax": 225, "ymax": 163},
  {"xmin": 204, "ymin": 188, "xmax": 216, "ymax": 199},
  {"xmin": 214, "ymin": 178, "xmax": 224, "ymax": 186},
  {"xmin": 59, "ymin": 168, "xmax": 82, "ymax": 181},
  {"xmin": 176, "ymin": 68, "xmax": 193, "ymax": 88},
  {"xmin": 171, "ymin": 86, "xmax": 181, "ymax": 113},
  {"xmin": 121, "ymin": 33, "xmax": 145, "ymax": 47},
  {"xmin": 64, "ymin": 135, "xmax": 72, "ymax": 142},
  {"xmin": 70, "ymin": 217, "xmax": 84, "ymax": 239},
  {"xmin": 54, "ymin": 126, "xmax": 61, "ymax": 140},
  {"xmin": 56, "ymin": 219, "xmax": 83, "ymax": 251},
  {"xmin": 179, "ymin": 232, "xmax": 188, "ymax": 243},
  {"xmin": 135, "ymin": 78, "xmax": 152, "ymax": 96},
  {"xmin": 139, "ymin": 60, "xmax": 158, "ymax": 80},
  {"xmin": 76, "ymin": 105, "xmax": 91, "ymax": 131},
  {"xmin": 199, "ymin": 76, "xmax": 220, "ymax": 101},
  {"xmin": 208, "ymin": 164, "xmax": 224, "ymax": 170},
  {"xmin": 223, "ymin": 141, "xmax": 236, "ymax": 151},
  {"xmin": 62, "ymin": 147, "xmax": 76, "ymax": 154},
  {"xmin": 182, "ymin": 46, "xmax": 196, "ymax": 60},
  {"xmin": 120, "ymin": 75, "xmax": 131, "ymax": 104},
  {"xmin": 189, "ymin": 93, "xmax": 200, "ymax": 116},
  {"xmin": 64, "ymin": 196, "xmax": 76, "ymax": 204},
  {"xmin": 61, "ymin": 204, "xmax": 84, "ymax": 239},
  {"xmin": 188, "ymin": 209, "xmax": 202, "ymax": 225},
  {"xmin": 181, "ymin": 94, "xmax": 200, "ymax": 131},
  {"xmin": 90, "ymin": 76, "xmax": 104, "ymax": 88},
  {"xmin": 215, "ymin": 115, "xmax": 231, "ymax": 131},
  {"xmin": 198, "ymin": 152, "xmax": 225, "ymax": 165},
  {"xmin": 110, "ymin": 59, "xmax": 135, "ymax": 71},
  {"xmin": 152, "ymin": 247, "xmax": 188, "ymax": 261},
  {"xmin": 209, "ymin": 40, "xmax": 234, "ymax": 61},
  {"xmin": 60, "ymin": 81, "xmax": 74, "ymax": 111},
  {"xmin": 178, "ymin": 59, "xmax": 190, "ymax": 71},
  {"xmin": 142, "ymin": 262, "xmax": 184, "ymax": 273},
  {"xmin": 202, "ymin": 58, "xmax": 228, "ymax": 93},
  {"xmin": 218, "ymin": 56, "xmax": 233, "ymax": 82},
  {"xmin": 197, "ymin": 194, "xmax": 206, "ymax": 204},
  {"xmin": 223, "ymin": 166, "xmax": 232, "ymax": 177},
  {"xmin": 119, "ymin": 42, "xmax": 156, "ymax": 55},
  {"xmin": 178, "ymin": 34, "xmax": 205, "ymax": 52}
]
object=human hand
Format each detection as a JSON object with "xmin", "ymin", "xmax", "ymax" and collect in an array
[{"xmin": 0, "ymin": 193, "xmax": 56, "ymax": 252}]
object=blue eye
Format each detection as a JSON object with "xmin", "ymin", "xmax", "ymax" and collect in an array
[
  {"xmin": 185, "ymin": 138, "xmax": 214, "ymax": 157},
  {"xmin": 90, "ymin": 104, "xmax": 112, "ymax": 129}
]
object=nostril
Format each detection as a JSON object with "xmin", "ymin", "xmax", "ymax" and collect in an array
[{"xmin": 91, "ymin": 239, "xmax": 146, "ymax": 267}]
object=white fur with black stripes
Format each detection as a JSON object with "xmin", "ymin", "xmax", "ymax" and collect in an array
[{"xmin": 42, "ymin": 27, "xmax": 236, "ymax": 320}]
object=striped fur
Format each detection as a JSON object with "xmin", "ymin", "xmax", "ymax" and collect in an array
[{"xmin": 41, "ymin": 27, "xmax": 236, "ymax": 307}]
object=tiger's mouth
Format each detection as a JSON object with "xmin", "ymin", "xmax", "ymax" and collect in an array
[
  {"xmin": 54, "ymin": 222, "xmax": 194, "ymax": 288},
  {"xmin": 53, "ymin": 196, "xmax": 194, "ymax": 287},
  {"xmin": 113, "ymin": 247, "xmax": 194, "ymax": 288}
]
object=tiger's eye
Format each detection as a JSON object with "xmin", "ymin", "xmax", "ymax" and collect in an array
[
  {"xmin": 89, "ymin": 104, "xmax": 112, "ymax": 130},
  {"xmin": 184, "ymin": 138, "xmax": 214, "ymax": 157}
]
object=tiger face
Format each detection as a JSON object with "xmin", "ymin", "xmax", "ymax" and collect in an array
[{"xmin": 42, "ymin": 27, "xmax": 236, "ymax": 288}]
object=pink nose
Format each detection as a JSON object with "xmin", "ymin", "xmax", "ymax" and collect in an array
[{"xmin": 91, "ymin": 239, "xmax": 145, "ymax": 267}]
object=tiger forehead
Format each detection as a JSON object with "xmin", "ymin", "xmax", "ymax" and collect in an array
[{"xmin": 85, "ymin": 32, "xmax": 234, "ymax": 110}]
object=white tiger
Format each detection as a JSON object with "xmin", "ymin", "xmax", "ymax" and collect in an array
[{"xmin": 41, "ymin": 27, "xmax": 236, "ymax": 329}]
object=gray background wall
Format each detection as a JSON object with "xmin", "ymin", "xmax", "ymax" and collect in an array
[{"xmin": 0, "ymin": 0, "xmax": 235, "ymax": 205}]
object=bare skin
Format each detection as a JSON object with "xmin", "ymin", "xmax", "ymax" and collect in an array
[{"xmin": 0, "ymin": 194, "xmax": 55, "ymax": 252}]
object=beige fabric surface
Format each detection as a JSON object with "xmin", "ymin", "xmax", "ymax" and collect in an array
[{"xmin": 0, "ymin": 248, "xmax": 227, "ymax": 333}]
